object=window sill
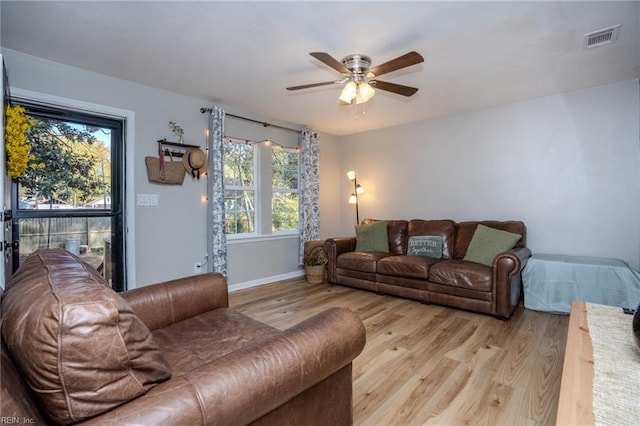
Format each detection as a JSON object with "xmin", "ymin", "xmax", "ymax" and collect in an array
[{"xmin": 226, "ymin": 232, "xmax": 298, "ymax": 245}]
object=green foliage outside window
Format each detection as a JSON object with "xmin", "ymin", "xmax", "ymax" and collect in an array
[
  {"xmin": 18, "ymin": 116, "xmax": 111, "ymax": 208},
  {"xmin": 272, "ymin": 149, "xmax": 299, "ymax": 232},
  {"xmin": 222, "ymin": 140, "xmax": 299, "ymax": 235},
  {"xmin": 223, "ymin": 142, "xmax": 255, "ymax": 234}
]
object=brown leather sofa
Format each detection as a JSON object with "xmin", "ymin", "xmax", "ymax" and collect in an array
[
  {"xmin": 325, "ymin": 219, "xmax": 531, "ymax": 319},
  {"xmin": 1, "ymin": 249, "xmax": 366, "ymax": 425}
]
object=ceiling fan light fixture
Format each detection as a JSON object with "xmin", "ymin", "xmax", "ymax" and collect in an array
[
  {"xmin": 290, "ymin": 51, "xmax": 423, "ymax": 106},
  {"xmin": 339, "ymin": 81, "xmax": 357, "ymax": 103},
  {"xmin": 356, "ymin": 82, "xmax": 375, "ymax": 104}
]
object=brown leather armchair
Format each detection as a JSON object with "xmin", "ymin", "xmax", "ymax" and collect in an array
[{"xmin": 1, "ymin": 249, "xmax": 366, "ymax": 425}]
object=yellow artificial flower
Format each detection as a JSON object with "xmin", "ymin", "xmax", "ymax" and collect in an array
[{"xmin": 4, "ymin": 105, "xmax": 35, "ymax": 178}]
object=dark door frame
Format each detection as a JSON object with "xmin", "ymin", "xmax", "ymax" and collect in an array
[{"xmin": 10, "ymin": 101, "xmax": 127, "ymax": 291}]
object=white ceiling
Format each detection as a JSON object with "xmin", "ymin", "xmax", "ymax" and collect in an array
[{"xmin": 1, "ymin": 1, "xmax": 639, "ymax": 136}]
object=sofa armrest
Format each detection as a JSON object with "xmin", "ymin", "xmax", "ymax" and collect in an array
[
  {"xmin": 81, "ymin": 307, "xmax": 366, "ymax": 426},
  {"xmin": 492, "ymin": 247, "xmax": 532, "ymax": 319},
  {"xmin": 324, "ymin": 237, "xmax": 357, "ymax": 283},
  {"xmin": 495, "ymin": 247, "xmax": 532, "ymax": 275},
  {"xmin": 122, "ymin": 273, "xmax": 228, "ymax": 331}
]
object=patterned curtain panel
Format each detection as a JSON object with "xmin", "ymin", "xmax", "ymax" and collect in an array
[
  {"xmin": 207, "ymin": 106, "xmax": 228, "ymax": 276},
  {"xmin": 298, "ymin": 130, "xmax": 320, "ymax": 265}
]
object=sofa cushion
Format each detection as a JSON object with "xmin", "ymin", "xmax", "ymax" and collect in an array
[
  {"xmin": 337, "ymin": 251, "xmax": 392, "ymax": 273},
  {"xmin": 407, "ymin": 220, "xmax": 455, "ymax": 259},
  {"xmin": 153, "ymin": 308, "xmax": 281, "ymax": 375},
  {"xmin": 355, "ymin": 220, "xmax": 389, "ymax": 252},
  {"xmin": 377, "ymin": 255, "xmax": 439, "ymax": 279},
  {"xmin": 428, "ymin": 259, "xmax": 493, "ymax": 292},
  {"xmin": 1, "ymin": 249, "xmax": 171, "ymax": 425},
  {"xmin": 463, "ymin": 224, "xmax": 522, "ymax": 266}
]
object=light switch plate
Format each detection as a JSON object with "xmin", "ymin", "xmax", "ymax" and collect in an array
[{"xmin": 137, "ymin": 194, "xmax": 158, "ymax": 206}]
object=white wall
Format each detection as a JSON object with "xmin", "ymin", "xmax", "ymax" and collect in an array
[
  {"xmin": 1, "ymin": 48, "xmax": 318, "ymax": 287},
  {"xmin": 339, "ymin": 79, "xmax": 640, "ymax": 270}
]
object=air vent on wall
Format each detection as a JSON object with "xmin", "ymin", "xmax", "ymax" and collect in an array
[{"xmin": 583, "ymin": 25, "xmax": 620, "ymax": 49}]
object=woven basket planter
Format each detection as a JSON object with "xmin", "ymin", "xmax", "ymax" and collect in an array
[{"xmin": 305, "ymin": 265, "xmax": 325, "ymax": 284}]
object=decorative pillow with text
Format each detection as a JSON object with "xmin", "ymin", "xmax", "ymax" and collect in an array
[{"xmin": 407, "ymin": 236, "xmax": 443, "ymax": 258}]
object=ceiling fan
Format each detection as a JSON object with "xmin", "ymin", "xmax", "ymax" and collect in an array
[{"xmin": 286, "ymin": 51, "xmax": 424, "ymax": 105}]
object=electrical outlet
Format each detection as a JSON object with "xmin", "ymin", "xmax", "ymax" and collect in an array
[{"xmin": 194, "ymin": 262, "xmax": 202, "ymax": 274}]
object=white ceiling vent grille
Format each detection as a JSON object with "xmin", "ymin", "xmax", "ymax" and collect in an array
[{"xmin": 584, "ymin": 25, "xmax": 620, "ymax": 49}]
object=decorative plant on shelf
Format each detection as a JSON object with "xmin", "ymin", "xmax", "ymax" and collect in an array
[
  {"xmin": 303, "ymin": 247, "xmax": 327, "ymax": 284},
  {"xmin": 169, "ymin": 121, "xmax": 184, "ymax": 143},
  {"xmin": 4, "ymin": 104, "xmax": 36, "ymax": 179}
]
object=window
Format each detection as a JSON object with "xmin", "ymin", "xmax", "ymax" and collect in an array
[
  {"xmin": 12, "ymin": 102, "xmax": 126, "ymax": 290},
  {"xmin": 223, "ymin": 141, "xmax": 255, "ymax": 234},
  {"xmin": 271, "ymin": 148, "xmax": 299, "ymax": 232},
  {"xmin": 223, "ymin": 138, "xmax": 299, "ymax": 237}
]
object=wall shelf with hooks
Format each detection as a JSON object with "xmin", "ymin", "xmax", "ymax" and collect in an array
[{"xmin": 157, "ymin": 139, "xmax": 200, "ymax": 158}]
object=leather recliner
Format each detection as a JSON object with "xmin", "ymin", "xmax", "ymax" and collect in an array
[{"xmin": 1, "ymin": 249, "xmax": 366, "ymax": 425}]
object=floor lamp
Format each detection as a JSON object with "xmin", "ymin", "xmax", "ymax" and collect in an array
[{"xmin": 347, "ymin": 171, "xmax": 364, "ymax": 225}]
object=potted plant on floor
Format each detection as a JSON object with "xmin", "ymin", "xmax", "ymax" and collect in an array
[{"xmin": 303, "ymin": 247, "xmax": 328, "ymax": 284}]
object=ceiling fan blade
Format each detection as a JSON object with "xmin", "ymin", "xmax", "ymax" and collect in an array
[
  {"xmin": 368, "ymin": 51, "xmax": 424, "ymax": 77},
  {"xmin": 371, "ymin": 80, "xmax": 419, "ymax": 97},
  {"xmin": 287, "ymin": 80, "xmax": 342, "ymax": 91},
  {"xmin": 309, "ymin": 52, "xmax": 350, "ymax": 74}
]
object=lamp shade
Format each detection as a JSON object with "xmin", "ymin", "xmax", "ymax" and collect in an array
[
  {"xmin": 356, "ymin": 184, "xmax": 364, "ymax": 195},
  {"xmin": 339, "ymin": 81, "xmax": 357, "ymax": 103},
  {"xmin": 348, "ymin": 194, "xmax": 357, "ymax": 204},
  {"xmin": 355, "ymin": 82, "xmax": 375, "ymax": 104},
  {"xmin": 347, "ymin": 170, "xmax": 356, "ymax": 181}
]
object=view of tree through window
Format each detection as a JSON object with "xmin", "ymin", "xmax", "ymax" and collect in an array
[
  {"xmin": 223, "ymin": 141, "xmax": 255, "ymax": 234},
  {"xmin": 19, "ymin": 117, "xmax": 111, "ymax": 209},
  {"xmin": 272, "ymin": 149, "xmax": 299, "ymax": 232},
  {"xmin": 223, "ymin": 139, "xmax": 300, "ymax": 236}
]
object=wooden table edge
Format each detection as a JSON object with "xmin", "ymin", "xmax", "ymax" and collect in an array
[{"xmin": 556, "ymin": 301, "xmax": 595, "ymax": 425}]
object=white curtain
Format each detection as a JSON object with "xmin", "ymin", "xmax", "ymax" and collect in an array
[
  {"xmin": 207, "ymin": 106, "xmax": 228, "ymax": 276},
  {"xmin": 298, "ymin": 130, "xmax": 320, "ymax": 264}
]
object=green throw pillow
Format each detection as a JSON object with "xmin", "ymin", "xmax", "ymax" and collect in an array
[
  {"xmin": 463, "ymin": 224, "xmax": 521, "ymax": 266},
  {"xmin": 355, "ymin": 221, "xmax": 389, "ymax": 253}
]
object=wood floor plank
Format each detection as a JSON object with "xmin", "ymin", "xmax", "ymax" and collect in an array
[
  {"xmin": 229, "ymin": 279, "xmax": 569, "ymax": 425},
  {"xmin": 421, "ymin": 346, "xmax": 510, "ymax": 425}
]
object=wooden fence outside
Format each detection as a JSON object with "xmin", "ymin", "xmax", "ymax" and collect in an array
[{"xmin": 18, "ymin": 217, "xmax": 111, "ymax": 253}]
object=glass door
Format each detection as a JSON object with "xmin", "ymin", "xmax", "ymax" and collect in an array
[{"xmin": 11, "ymin": 102, "xmax": 126, "ymax": 291}]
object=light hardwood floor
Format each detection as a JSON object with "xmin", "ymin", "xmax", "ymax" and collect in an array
[{"xmin": 229, "ymin": 278, "xmax": 569, "ymax": 426}]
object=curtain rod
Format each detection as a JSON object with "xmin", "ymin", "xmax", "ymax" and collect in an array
[{"xmin": 200, "ymin": 108, "xmax": 300, "ymax": 134}]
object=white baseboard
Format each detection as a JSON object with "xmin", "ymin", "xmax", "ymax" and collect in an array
[{"xmin": 228, "ymin": 270, "xmax": 305, "ymax": 292}]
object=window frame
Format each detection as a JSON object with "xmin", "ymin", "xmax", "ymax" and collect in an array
[
  {"xmin": 270, "ymin": 147, "xmax": 300, "ymax": 235},
  {"xmin": 223, "ymin": 138, "xmax": 300, "ymax": 240},
  {"xmin": 223, "ymin": 139, "xmax": 258, "ymax": 239}
]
